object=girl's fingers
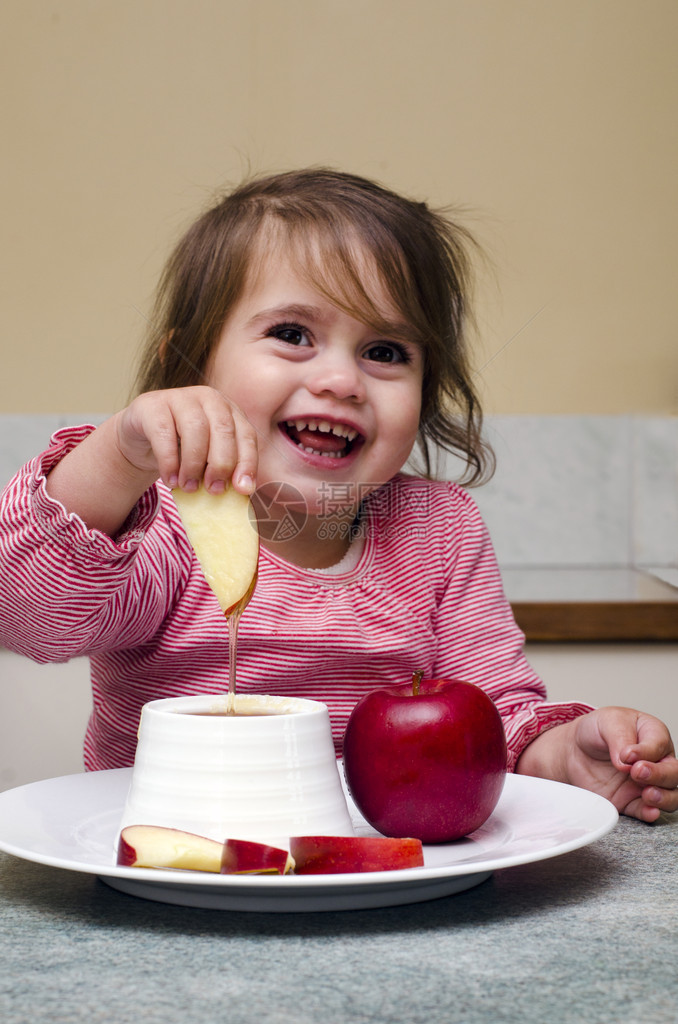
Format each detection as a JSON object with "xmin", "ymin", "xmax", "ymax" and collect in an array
[
  {"xmin": 612, "ymin": 771, "xmax": 678, "ymax": 822},
  {"xmin": 625, "ymin": 782, "xmax": 678, "ymax": 821},
  {"xmin": 228, "ymin": 414, "xmax": 259, "ymax": 495},
  {"xmin": 118, "ymin": 387, "xmax": 258, "ymax": 492},
  {"xmin": 629, "ymin": 754, "xmax": 678, "ymax": 793},
  {"xmin": 170, "ymin": 388, "xmax": 258, "ymax": 492},
  {"xmin": 200, "ymin": 409, "xmax": 237, "ymax": 492},
  {"xmin": 199, "ymin": 406, "xmax": 245, "ymax": 493},
  {"xmin": 643, "ymin": 782, "xmax": 678, "ymax": 814},
  {"xmin": 623, "ymin": 797, "xmax": 662, "ymax": 824},
  {"xmin": 169, "ymin": 400, "xmax": 212, "ymax": 490},
  {"xmin": 116, "ymin": 395, "xmax": 183, "ymax": 485},
  {"xmin": 196, "ymin": 393, "xmax": 259, "ymax": 495}
]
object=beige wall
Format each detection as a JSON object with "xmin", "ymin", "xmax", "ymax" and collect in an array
[{"xmin": 1, "ymin": 0, "xmax": 676, "ymax": 416}]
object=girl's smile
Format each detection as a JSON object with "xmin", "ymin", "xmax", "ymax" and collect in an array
[
  {"xmin": 206, "ymin": 256, "xmax": 423, "ymax": 566},
  {"xmin": 280, "ymin": 415, "xmax": 364, "ymax": 462}
]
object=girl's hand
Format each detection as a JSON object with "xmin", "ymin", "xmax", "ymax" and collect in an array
[
  {"xmin": 46, "ymin": 387, "xmax": 259, "ymax": 538},
  {"xmin": 114, "ymin": 386, "xmax": 258, "ymax": 496},
  {"xmin": 516, "ymin": 707, "xmax": 678, "ymax": 822}
]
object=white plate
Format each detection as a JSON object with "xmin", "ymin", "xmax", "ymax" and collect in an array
[{"xmin": 0, "ymin": 768, "xmax": 617, "ymax": 912}]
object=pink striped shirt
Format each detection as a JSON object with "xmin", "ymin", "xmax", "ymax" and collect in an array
[{"xmin": 0, "ymin": 425, "xmax": 592, "ymax": 773}]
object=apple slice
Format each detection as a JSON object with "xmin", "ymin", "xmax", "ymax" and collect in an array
[
  {"xmin": 289, "ymin": 835, "xmax": 424, "ymax": 875},
  {"xmin": 172, "ymin": 484, "xmax": 259, "ymax": 613},
  {"xmin": 117, "ymin": 825, "xmax": 223, "ymax": 871},
  {"xmin": 220, "ymin": 839, "xmax": 295, "ymax": 875}
]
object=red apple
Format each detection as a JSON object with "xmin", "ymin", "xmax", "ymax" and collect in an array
[
  {"xmin": 343, "ymin": 673, "xmax": 507, "ymax": 842},
  {"xmin": 117, "ymin": 825, "xmax": 223, "ymax": 871},
  {"xmin": 220, "ymin": 839, "xmax": 295, "ymax": 875},
  {"xmin": 290, "ymin": 834, "xmax": 424, "ymax": 874}
]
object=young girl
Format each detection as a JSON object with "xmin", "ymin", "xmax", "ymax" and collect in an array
[{"xmin": 0, "ymin": 169, "xmax": 676, "ymax": 822}]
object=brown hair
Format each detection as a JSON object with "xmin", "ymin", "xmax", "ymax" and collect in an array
[{"xmin": 135, "ymin": 168, "xmax": 494, "ymax": 483}]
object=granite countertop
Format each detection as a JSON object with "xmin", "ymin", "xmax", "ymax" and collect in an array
[
  {"xmin": 503, "ymin": 567, "xmax": 678, "ymax": 641},
  {"xmin": 1, "ymin": 813, "xmax": 677, "ymax": 1024}
]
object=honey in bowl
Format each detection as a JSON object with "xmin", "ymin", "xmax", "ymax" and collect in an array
[
  {"xmin": 181, "ymin": 708, "xmax": 293, "ymax": 717},
  {"xmin": 173, "ymin": 694, "xmax": 298, "ymax": 717}
]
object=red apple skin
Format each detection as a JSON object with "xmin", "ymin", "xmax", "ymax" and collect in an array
[
  {"xmin": 343, "ymin": 678, "xmax": 507, "ymax": 843},
  {"xmin": 118, "ymin": 834, "xmax": 141, "ymax": 868},
  {"xmin": 290, "ymin": 835, "xmax": 424, "ymax": 874},
  {"xmin": 220, "ymin": 839, "xmax": 294, "ymax": 875}
]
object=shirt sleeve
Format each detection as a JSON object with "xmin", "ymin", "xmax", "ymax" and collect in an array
[
  {"xmin": 0, "ymin": 424, "xmax": 185, "ymax": 661},
  {"xmin": 431, "ymin": 484, "xmax": 593, "ymax": 771}
]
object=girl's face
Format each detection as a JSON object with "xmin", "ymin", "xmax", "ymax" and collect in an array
[{"xmin": 206, "ymin": 253, "xmax": 423, "ymax": 562}]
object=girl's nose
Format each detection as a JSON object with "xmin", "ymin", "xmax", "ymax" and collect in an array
[{"xmin": 305, "ymin": 350, "xmax": 365, "ymax": 402}]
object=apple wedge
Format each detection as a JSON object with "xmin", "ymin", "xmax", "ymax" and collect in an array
[
  {"xmin": 290, "ymin": 835, "xmax": 424, "ymax": 874},
  {"xmin": 172, "ymin": 484, "xmax": 259, "ymax": 614},
  {"xmin": 220, "ymin": 839, "xmax": 295, "ymax": 875},
  {"xmin": 117, "ymin": 825, "xmax": 223, "ymax": 872}
]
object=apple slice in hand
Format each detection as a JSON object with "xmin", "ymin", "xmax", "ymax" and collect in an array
[
  {"xmin": 290, "ymin": 835, "xmax": 424, "ymax": 874},
  {"xmin": 172, "ymin": 484, "xmax": 259, "ymax": 614},
  {"xmin": 117, "ymin": 825, "xmax": 223, "ymax": 871},
  {"xmin": 220, "ymin": 839, "xmax": 295, "ymax": 875}
]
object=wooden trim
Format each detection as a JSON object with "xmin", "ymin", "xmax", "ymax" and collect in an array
[{"xmin": 512, "ymin": 601, "xmax": 678, "ymax": 642}]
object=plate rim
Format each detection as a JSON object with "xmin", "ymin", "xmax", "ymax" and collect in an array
[{"xmin": 0, "ymin": 767, "xmax": 618, "ymax": 894}]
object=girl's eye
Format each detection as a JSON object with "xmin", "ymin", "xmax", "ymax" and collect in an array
[
  {"xmin": 365, "ymin": 342, "xmax": 412, "ymax": 365},
  {"xmin": 267, "ymin": 323, "xmax": 311, "ymax": 346}
]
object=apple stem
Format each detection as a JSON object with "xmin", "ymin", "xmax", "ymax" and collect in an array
[{"xmin": 412, "ymin": 669, "xmax": 423, "ymax": 696}]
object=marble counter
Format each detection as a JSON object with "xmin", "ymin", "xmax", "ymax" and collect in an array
[{"xmin": 1, "ymin": 813, "xmax": 676, "ymax": 1024}]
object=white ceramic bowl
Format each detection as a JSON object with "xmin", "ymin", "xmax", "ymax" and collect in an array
[{"xmin": 119, "ymin": 693, "xmax": 354, "ymax": 845}]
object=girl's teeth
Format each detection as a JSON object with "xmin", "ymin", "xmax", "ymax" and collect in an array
[
  {"xmin": 302, "ymin": 446, "xmax": 344, "ymax": 458},
  {"xmin": 288, "ymin": 418, "xmax": 359, "ymax": 441}
]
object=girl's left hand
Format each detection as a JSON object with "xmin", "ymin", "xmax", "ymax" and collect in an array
[{"xmin": 517, "ymin": 707, "xmax": 678, "ymax": 822}]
